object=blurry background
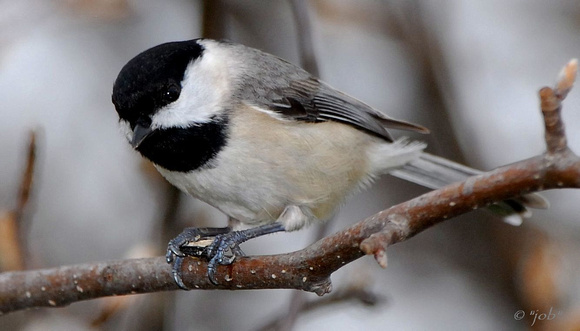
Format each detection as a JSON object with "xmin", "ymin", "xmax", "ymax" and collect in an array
[{"xmin": 1, "ymin": 0, "xmax": 580, "ymax": 330}]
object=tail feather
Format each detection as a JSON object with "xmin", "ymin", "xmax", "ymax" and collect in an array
[{"xmin": 389, "ymin": 152, "xmax": 549, "ymax": 225}]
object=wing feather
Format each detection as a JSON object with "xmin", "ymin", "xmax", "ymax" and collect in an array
[
  {"xmin": 266, "ymin": 78, "xmax": 428, "ymax": 141},
  {"xmin": 227, "ymin": 42, "xmax": 428, "ymax": 141}
]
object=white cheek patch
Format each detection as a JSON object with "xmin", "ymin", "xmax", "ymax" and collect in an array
[{"xmin": 151, "ymin": 44, "xmax": 231, "ymax": 130}]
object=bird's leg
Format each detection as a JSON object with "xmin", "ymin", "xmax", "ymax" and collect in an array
[
  {"xmin": 167, "ymin": 206, "xmax": 309, "ymax": 288},
  {"xmin": 166, "ymin": 226, "xmax": 232, "ymax": 289},
  {"xmin": 204, "ymin": 223, "xmax": 286, "ymax": 285},
  {"xmin": 202, "ymin": 205, "xmax": 311, "ymax": 284},
  {"xmin": 226, "ymin": 217, "xmax": 245, "ymax": 256},
  {"xmin": 167, "ymin": 223, "xmax": 285, "ymax": 288}
]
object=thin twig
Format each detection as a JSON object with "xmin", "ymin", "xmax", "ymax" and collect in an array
[
  {"xmin": 0, "ymin": 60, "xmax": 579, "ymax": 314},
  {"xmin": 541, "ymin": 59, "xmax": 576, "ymax": 154},
  {"xmin": 202, "ymin": 0, "xmax": 226, "ymax": 40},
  {"xmin": 5, "ymin": 130, "xmax": 38, "ymax": 271},
  {"xmin": 385, "ymin": 1, "xmax": 466, "ymax": 161},
  {"xmin": 277, "ymin": 2, "xmax": 323, "ymax": 330},
  {"xmin": 289, "ymin": 0, "xmax": 319, "ymax": 76},
  {"xmin": 14, "ymin": 130, "xmax": 37, "ymax": 221},
  {"xmin": 276, "ymin": 221, "xmax": 334, "ymax": 331},
  {"xmin": 257, "ymin": 285, "xmax": 384, "ymax": 331}
]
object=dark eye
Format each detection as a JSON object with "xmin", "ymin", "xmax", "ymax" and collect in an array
[{"xmin": 163, "ymin": 84, "xmax": 181, "ymax": 103}]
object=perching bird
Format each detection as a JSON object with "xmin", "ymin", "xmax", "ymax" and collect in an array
[{"xmin": 112, "ymin": 39, "xmax": 548, "ymax": 288}]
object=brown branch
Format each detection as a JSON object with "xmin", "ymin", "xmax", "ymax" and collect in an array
[{"xmin": 1, "ymin": 60, "xmax": 579, "ymax": 315}]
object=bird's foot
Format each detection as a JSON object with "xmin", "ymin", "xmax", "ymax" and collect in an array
[
  {"xmin": 166, "ymin": 226, "xmax": 233, "ymax": 289},
  {"xmin": 166, "ymin": 223, "xmax": 286, "ymax": 288}
]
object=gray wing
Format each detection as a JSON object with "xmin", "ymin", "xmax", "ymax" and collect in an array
[
  {"xmin": 228, "ymin": 42, "xmax": 428, "ymax": 142},
  {"xmin": 266, "ymin": 78, "xmax": 429, "ymax": 142}
]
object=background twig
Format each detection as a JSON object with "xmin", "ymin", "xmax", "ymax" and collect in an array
[{"xmin": 0, "ymin": 130, "xmax": 38, "ymax": 272}]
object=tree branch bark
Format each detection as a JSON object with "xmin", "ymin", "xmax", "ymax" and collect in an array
[{"xmin": 1, "ymin": 60, "xmax": 578, "ymax": 315}]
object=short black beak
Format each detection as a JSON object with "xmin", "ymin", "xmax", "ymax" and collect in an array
[{"xmin": 131, "ymin": 124, "xmax": 153, "ymax": 149}]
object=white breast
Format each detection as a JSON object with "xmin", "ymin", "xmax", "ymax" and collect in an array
[{"xmin": 156, "ymin": 104, "xmax": 423, "ymax": 230}]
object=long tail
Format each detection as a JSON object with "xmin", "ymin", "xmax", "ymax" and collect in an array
[{"xmin": 389, "ymin": 152, "xmax": 549, "ymax": 225}]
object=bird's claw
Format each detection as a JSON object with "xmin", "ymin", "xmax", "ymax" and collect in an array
[
  {"xmin": 166, "ymin": 241, "xmax": 184, "ymax": 263},
  {"xmin": 205, "ymin": 233, "xmax": 245, "ymax": 284},
  {"xmin": 166, "ymin": 228, "xmax": 206, "ymax": 290},
  {"xmin": 171, "ymin": 256, "xmax": 188, "ymax": 290},
  {"xmin": 166, "ymin": 224, "xmax": 283, "ymax": 288},
  {"xmin": 166, "ymin": 227, "xmax": 244, "ymax": 288}
]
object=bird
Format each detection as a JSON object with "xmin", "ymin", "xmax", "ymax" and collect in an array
[{"xmin": 111, "ymin": 38, "xmax": 548, "ymax": 288}]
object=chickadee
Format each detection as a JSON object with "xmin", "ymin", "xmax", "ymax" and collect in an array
[{"xmin": 112, "ymin": 39, "xmax": 548, "ymax": 288}]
